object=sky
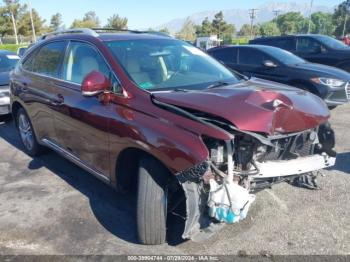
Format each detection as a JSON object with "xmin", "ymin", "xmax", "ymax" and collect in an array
[{"xmin": 26, "ymin": 0, "xmax": 343, "ymax": 29}]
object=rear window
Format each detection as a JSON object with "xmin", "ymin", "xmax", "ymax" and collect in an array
[
  {"xmin": 31, "ymin": 41, "xmax": 67, "ymax": 78},
  {"xmin": 210, "ymin": 48, "xmax": 238, "ymax": 64},
  {"xmin": 252, "ymin": 38, "xmax": 296, "ymax": 51}
]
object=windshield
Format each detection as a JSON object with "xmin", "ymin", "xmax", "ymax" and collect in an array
[
  {"xmin": 0, "ymin": 54, "xmax": 20, "ymax": 73},
  {"xmin": 105, "ymin": 39, "xmax": 241, "ymax": 91},
  {"xmin": 314, "ymin": 35, "xmax": 348, "ymax": 50},
  {"xmin": 263, "ymin": 47, "xmax": 305, "ymax": 65}
]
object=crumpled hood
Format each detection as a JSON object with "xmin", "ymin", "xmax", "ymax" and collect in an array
[
  {"xmin": 152, "ymin": 78, "xmax": 330, "ymax": 135},
  {"xmin": 0, "ymin": 72, "xmax": 10, "ymax": 86}
]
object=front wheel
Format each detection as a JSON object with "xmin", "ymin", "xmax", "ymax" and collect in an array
[{"xmin": 137, "ymin": 156, "xmax": 168, "ymax": 245}]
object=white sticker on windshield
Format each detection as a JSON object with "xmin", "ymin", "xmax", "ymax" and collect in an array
[
  {"xmin": 6, "ymin": 55, "xmax": 20, "ymax": 60},
  {"xmin": 183, "ymin": 45, "xmax": 206, "ymax": 56}
]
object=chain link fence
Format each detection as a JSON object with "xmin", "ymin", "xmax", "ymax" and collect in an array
[{"xmin": 0, "ymin": 36, "xmax": 33, "ymax": 45}]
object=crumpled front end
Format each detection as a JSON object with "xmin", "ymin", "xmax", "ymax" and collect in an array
[{"xmin": 175, "ymin": 121, "xmax": 336, "ymax": 240}]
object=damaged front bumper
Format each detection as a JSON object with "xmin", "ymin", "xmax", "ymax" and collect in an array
[
  {"xmin": 251, "ymin": 153, "xmax": 335, "ymax": 179},
  {"xmin": 175, "ymin": 123, "xmax": 337, "ymax": 241}
]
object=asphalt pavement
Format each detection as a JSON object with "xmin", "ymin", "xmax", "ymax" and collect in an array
[{"xmin": 0, "ymin": 105, "xmax": 349, "ymax": 256}]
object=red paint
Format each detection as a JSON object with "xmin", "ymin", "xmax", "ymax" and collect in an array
[
  {"xmin": 81, "ymin": 71, "xmax": 111, "ymax": 94},
  {"xmin": 10, "ymin": 33, "xmax": 331, "ymax": 186}
]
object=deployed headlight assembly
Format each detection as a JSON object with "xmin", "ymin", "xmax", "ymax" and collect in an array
[{"xmin": 311, "ymin": 77, "xmax": 346, "ymax": 88}]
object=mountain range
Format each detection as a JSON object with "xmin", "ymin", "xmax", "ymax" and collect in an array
[{"xmin": 155, "ymin": 1, "xmax": 335, "ymax": 34}]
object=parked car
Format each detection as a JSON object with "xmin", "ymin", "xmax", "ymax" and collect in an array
[
  {"xmin": 0, "ymin": 50, "xmax": 20, "ymax": 116},
  {"xmin": 10, "ymin": 29, "xmax": 336, "ymax": 245},
  {"xmin": 250, "ymin": 34, "xmax": 350, "ymax": 72},
  {"xmin": 17, "ymin": 46, "xmax": 28, "ymax": 57},
  {"xmin": 208, "ymin": 45, "xmax": 350, "ymax": 108}
]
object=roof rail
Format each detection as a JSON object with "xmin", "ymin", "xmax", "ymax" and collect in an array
[
  {"xmin": 40, "ymin": 28, "xmax": 99, "ymax": 40},
  {"xmin": 91, "ymin": 28, "xmax": 172, "ymax": 37},
  {"xmin": 38, "ymin": 28, "xmax": 171, "ymax": 42}
]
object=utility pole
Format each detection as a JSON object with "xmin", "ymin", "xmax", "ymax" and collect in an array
[
  {"xmin": 307, "ymin": 0, "xmax": 314, "ymax": 34},
  {"xmin": 9, "ymin": 8, "xmax": 18, "ymax": 45},
  {"xmin": 28, "ymin": 3, "xmax": 36, "ymax": 42},
  {"xmin": 343, "ymin": 0, "xmax": 350, "ymax": 38},
  {"xmin": 249, "ymin": 9, "xmax": 259, "ymax": 39},
  {"xmin": 273, "ymin": 10, "xmax": 281, "ymax": 19}
]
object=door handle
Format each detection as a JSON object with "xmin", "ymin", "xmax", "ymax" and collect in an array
[
  {"xmin": 51, "ymin": 94, "xmax": 64, "ymax": 105},
  {"xmin": 21, "ymin": 82, "xmax": 28, "ymax": 92}
]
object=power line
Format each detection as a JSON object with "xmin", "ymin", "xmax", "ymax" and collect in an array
[
  {"xmin": 273, "ymin": 10, "xmax": 281, "ymax": 19},
  {"xmin": 307, "ymin": 0, "xmax": 314, "ymax": 34}
]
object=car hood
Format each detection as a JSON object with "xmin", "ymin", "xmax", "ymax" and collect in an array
[
  {"xmin": 0, "ymin": 72, "xmax": 10, "ymax": 86},
  {"xmin": 152, "ymin": 78, "xmax": 330, "ymax": 135},
  {"xmin": 290, "ymin": 62, "xmax": 350, "ymax": 80}
]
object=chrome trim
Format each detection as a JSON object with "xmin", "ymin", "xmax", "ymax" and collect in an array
[
  {"xmin": 41, "ymin": 138, "xmax": 110, "ymax": 183},
  {"xmin": 82, "ymin": 90, "xmax": 104, "ymax": 97},
  {"xmin": 346, "ymin": 82, "xmax": 350, "ymax": 100}
]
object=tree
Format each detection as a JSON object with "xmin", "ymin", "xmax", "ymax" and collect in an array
[
  {"xmin": 159, "ymin": 27, "xmax": 170, "ymax": 34},
  {"xmin": 311, "ymin": 12, "xmax": 334, "ymax": 35},
  {"xmin": 274, "ymin": 12, "xmax": 309, "ymax": 34},
  {"xmin": 106, "ymin": 14, "xmax": 128, "ymax": 30},
  {"xmin": 196, "ymin": 17, "xmax": 213, "ymax": 36},
  {"xmin": 333, "ymin": 1, "xmax": 350, "ymax": 37},
  {"xmin": 176, "ymin": 17, "xmax": 196, "ymax": 41},
  {"xmin": 18, "ymin": 8, "xmax": 47, "ymax": 37},
  {"xmin": 2, "ymin": 0, "xmax": 21, "ymax": 44},
  {"xmin": 50, "ymin": 13, "xmax": 63, "ymax": 31},
  {"xmin": 259, "ymin": 22, "xmax": 280, "ymax": 36},
  {"xmin": 71, "ymin": 11, "xmax": 100, "ymax": 28},
  {"xmin": 238, "ymin": 24, "xmax": 259, "ymax": 37},
  {"xmin": 211, "ymin": 11, "xmax": 236, "ymax": 40}
]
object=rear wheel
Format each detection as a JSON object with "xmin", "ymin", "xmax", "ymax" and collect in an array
[
  {"xmin": 137, "ymin": 156, "xmax": 168, "ymax": 245},
  {"xmin": 16, "ymin": 108, "xmax": 44, "ymax": 156}
]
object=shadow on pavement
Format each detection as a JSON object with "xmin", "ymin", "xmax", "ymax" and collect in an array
[{"xmin": 0, "ymin": 117, "xmax": 185, "ymax": 246}]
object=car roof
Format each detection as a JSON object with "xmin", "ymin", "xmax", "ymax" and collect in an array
[
  {"xmin": 0, "ymin": 50, "xmax": 16, "ymax": 56},
  {"xmin": 209, "ymin": 44, "xmax": 281, "ymax": 52},
  {"xmin": 251, "ymin": 34, "xmax": 325, "ymax": 41},
  {"xmin": 37, "ymin": 28, "xmax": 173, "ymax": 43}
]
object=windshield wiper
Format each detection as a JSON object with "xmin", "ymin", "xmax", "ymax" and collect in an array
[{"xmin": 206, "ymin": 81, "xmax": 231, "ymax": 89}]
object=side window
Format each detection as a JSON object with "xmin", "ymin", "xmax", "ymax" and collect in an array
[
  {"xmin": 211, "ymin": 48, "xmax": 238, "ymax": 64},
  {"xmin": 272, "ymin": 38, "xmax": 295, "ymax": 51},
  {"xmin": 297, "ymin": 38, "xmax": 321, "ymax": 53},
  {"xmin": 239, "ymin": 48, "xmax": 269, "ymax": 66},
  {"xmin": 63, "ymin": 42, "xmax": 121, "ymax": 93},
  {"xmin": 22, "ymin": 50, "xmax": 37, "ymax": 71},
  {"xmin": 32, "ymin": 42, "xmax": 66, "ymax": 78}
]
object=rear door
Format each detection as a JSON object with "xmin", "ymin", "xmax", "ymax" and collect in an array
[
  {"xmin": 14, "ymin": 41, "xmax": 67, "ymax": 142},
  {"xmin": 50, "ymin": 41, "xmax": 120, "ymax": 180}
]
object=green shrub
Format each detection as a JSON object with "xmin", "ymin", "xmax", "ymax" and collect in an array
[{"xmin": 0, "ymin": 44, "xmax": 27, "ymax": 53}]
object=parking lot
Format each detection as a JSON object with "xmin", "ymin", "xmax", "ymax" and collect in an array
[{"xmin": 0, "ymin": 105, "xmax": 349, "ymax": 256}]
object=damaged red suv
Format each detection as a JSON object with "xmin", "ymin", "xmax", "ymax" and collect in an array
[{"xmin": 10, "ymin": 29, "xmax": 336, "ymax": 245}]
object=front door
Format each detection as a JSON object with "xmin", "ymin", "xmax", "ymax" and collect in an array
[{"xmin": 51, "ymin": 41, "xmax": 119, "ymax": 180}]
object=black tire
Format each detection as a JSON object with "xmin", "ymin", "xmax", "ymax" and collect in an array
[
  {"xmin": 137, "ymin": 156, "xmax": 168, "ymax": 245},
  {"xmin": 328, "ymin": 106, "xmax": 337, "ymax": 110},
  {"xmin": 16, "ymin": 108, "xmax": 44, "ymax": 156}
]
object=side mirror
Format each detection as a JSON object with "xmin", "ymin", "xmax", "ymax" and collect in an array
[
  {"xmin": 81, "ymin": 71, "xmax": 111, "ymax": 97},
  {"xmin": 263, "ymin": 60, "xmax": 277, "ymax": 68}
]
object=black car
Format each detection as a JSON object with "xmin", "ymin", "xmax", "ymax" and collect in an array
[
  {"xmin": 0, "ymin": 50, "xmax": 20, "ymax": 115},
  {"xmin": 250, "ymin": 34, "xmax": 350, "ymax": 72},
  {"xmin": 208, "ymin": 45, "xmax": 350, "ymax": 107}
]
